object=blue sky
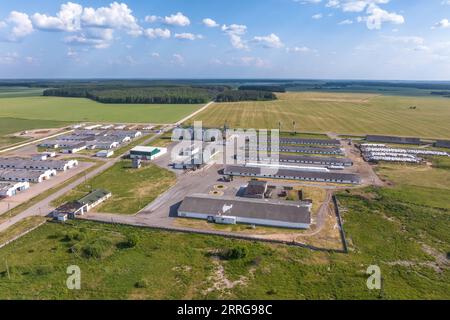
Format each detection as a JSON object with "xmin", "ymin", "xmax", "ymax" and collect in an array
[{"xmin": 0, "ymin": 0, "xmax": 449, "ymax": 79}]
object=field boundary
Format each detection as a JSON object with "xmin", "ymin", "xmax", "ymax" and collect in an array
[
  {"xmin": 332, "ymin": 195, "xmax": 349, "ymax": 253},
  {"xmin": 0, "ymin": 220, "xmax": 47, "ymax": 250}
]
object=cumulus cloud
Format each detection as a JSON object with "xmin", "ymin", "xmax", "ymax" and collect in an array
[
  {"xmin": 222, "ymin": 24, "xmax": 248, "ymax": 50},
  {"xmin": 0, "ymin": 11, "xmax": 34, "ymax": 41},
  {"xmin": 312, "ymin": 13, "xmax": 323, "ymax": 19},
  {"xmin": 171, "ymin": 53, "xmax": 185, "ymax": 64},
  {"xmin": 433, "ymin": 18, "xmax": 450, "ymax": 28},
  {"xmin": 252, "ymin": 33, "xmax": 284, "ymax": 48},
  {"xmin": 32, "ymin": 2, "xmax": 83, "ymax": 32},
  {"xmin": 163, "ymin": 12, "xmax": 190, "ymax": 27},
  {"xmin": 202, "ymin": 18, "xmax": 219, "ymax": 28},
  {"xmin": 144, "ymin": 28, "xmax": 171, "ymax": 39},
  {"xmin": 287, "ymin": 46, "xmax": 312, "ymax": 53},
  {"xmin": 363, "ymin": 4, "xmax": 404, "ymax": 30}
]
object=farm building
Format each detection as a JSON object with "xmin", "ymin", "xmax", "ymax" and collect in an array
[
  {"xmin": 247, "ymin": 144, "xmax": 343, "ymax": 155},
  {"xmin": 279, "ymin": 138, "xmax": 340, "ymax": 146},
  {"xmin": 39, "ymin": 140, "xmax": 60, "ymax": 148},
  {"xmin": 58, "ymin": 135, "xmax": 96, "ymax": 142},
  {"xmin": 62, "ymin": 142, "xmax": 87, "ymax": 154},
  {"xmin": 239, "ymin": 154, "xmax": 353, "ymax": 167},
  {"xmin": 366, "ymin": 135, "xmax": 421, "ymax": 145},
  {"xmin": 0, "ymin": 158, "xmax": 78, "ymax": 171},
  {"xmin": 224, "ymin": 165, "xmax": 360, "ymax": 184},
  {"xmin": 31, "ymin": 154, "xmax": 48, "ymax": 161},
  {"xmin": 96, "ymin": 150, "xmax": 114, "ymax": 158},
  {"xmin": 52, "ymin": 189, "xmax": 112, "ymax": 219},
  {"xmin": 0, "ymin": 169, "xmax": 56, "ymax": 183},
  {"xmin": 178, "ymin": 194, "xmax": 312, "ymax": 229},
  {"xmin": 129, "ymin": 146, "xmax": 167, "ymax": 160},
  {"xmin": 0, "ymin": 181, "xmax": 30, "ymax": 197},
  {"xmin": 434, "ymin": 140, "xmax": 450, "ymax": 149},
  {"xmin": 88, "ymin": 141, "xmax": 119, "ymax": 150},
  {"xmin": 242, "ymin": 180, "xmax": 268, "ymax": 199}
]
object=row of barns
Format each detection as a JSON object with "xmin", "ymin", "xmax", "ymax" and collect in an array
[
  {"xmin": 366, "ymin": 135, "xmax": 450, "ymax": 149},
  {"xmin": 39, "ymin": 129, "xmax": 143, "ymax": 154}
]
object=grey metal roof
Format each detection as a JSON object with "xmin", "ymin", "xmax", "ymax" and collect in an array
[
  {"xmin": 78, "ymin": 189, "xmax": 111, "ymax": 206},
  {"xmin": 279, "ymin": 138, "xmax": 340, "ymax": 146},
  {"xmin": 224, "ymin": 165, "xmax": 361, "ymax": 184},
  {"xmin": 366, "ymin": 135, "xmax": 421, "ymax": 144},
  {"xmin": 0, "ymin": 158, "xmax": 72, "ymax": 170},
  {"xmin": 435, "ymin": 140, "xmax": 450, "ymax": 148},
  {"xmin": 178, "ymin": 194, "xmax": 311, "ymax": 224},
  {"xmin": 242, "ymin": 153, "xmax": 353, "ymax": 165},
  {"xmin": 0, "ymin": 169, "xmax": 47, "ymax": 180}
]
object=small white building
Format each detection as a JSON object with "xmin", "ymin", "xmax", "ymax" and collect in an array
[
  {"xmin": 96, "ymin": 150, "xmax": 114, "ymax": 158},
  {"xmin": 32, "ymin": 154, "xmax": 48, "ymax": 161},
  {"xmin": 0, "ymin": 181, "xmax": 30, "ymax": 197}
]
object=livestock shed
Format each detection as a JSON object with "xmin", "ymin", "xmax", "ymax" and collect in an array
[
  {"xmin": 178, "ymin": 194, "xmax": 312, "ymax": 229},
  {"xmin": 0, "ymin": 158, "xmax": 78, "ymax": 171},
  {"xmin": 247, "ymin": 144, "xmax": 343, "ymax": 155},
  {"xmin": 0, "ymin": 181, "xmax": 30, "ymax": 197},
  {"xmin": 279, "ymin": 138, "xmax": 340, "ymax": 146},
  {"xmin": 240, "ymin": 154, "xmax": 353, "ymax": 167},
  {"xmin": 366, "ymin": 135, "xmax": 421, "ymax": 145},
  {"xmin": 0, "ymin": 169, "xmax": 56, "ymax": 183},
  {"xmin": 224, "ymin": 165, "xmax": 360, "ymax": 184},
  {"xmin": 434, "ymin": 140, "xmax": 450, "ymax": 149},
  {"xmin": 52, "ymin": 189, "xmax": 112, "ymax": 219}
]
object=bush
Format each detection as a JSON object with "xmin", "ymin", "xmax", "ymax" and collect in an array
[
  {"xmin": 221, "ymin": 246, "xmax": 249, "ymax": 260},
  {"xmin": 134, "ymin": 279, "xmax": 149, "ymax": 288},
  {"xmin": 78, "ymin": 238, "xmax": 114, "ymax": 259},
  {"xmin": 124, "ymin": 233, "xmax": 139, "ymax": 248},
  {"xmin": 34, "ymin": 265, "xmax": 54, "ymax": 276}
]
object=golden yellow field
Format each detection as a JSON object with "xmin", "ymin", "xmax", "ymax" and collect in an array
[{"xmin": 189, "ymin": 92, "xmax": 450, "ymax": 139}]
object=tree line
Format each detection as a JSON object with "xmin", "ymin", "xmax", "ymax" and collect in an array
[{"xmin": 215, "ymin": 90, "xmax": 277, "ymax": 102}]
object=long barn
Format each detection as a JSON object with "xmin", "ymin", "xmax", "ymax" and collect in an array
[{"xmin": 224, "ymin": 165, "xmax": 360, "ymax": 184}]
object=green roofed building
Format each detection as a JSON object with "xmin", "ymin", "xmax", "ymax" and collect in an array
[
  {"xmin": 129, "ymin": 146, "xmax": 168, "ymax": 160},
  {"xmin": 52, "ymin": 189, "xmax": 112, "ymax": 219}
]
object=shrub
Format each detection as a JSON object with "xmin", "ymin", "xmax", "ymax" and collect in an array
[
  {"xmin": 221, "ymin": 246, "xmax": 249, "ymax": 260},
  {"xmin": 134, "ymin": 279, "xmax": 149, "ymax": 288},
  {"xmin": 124, "ymin": 233, "xmax": 139, "ymax": 248},
  {"xmin": 78, "ymin": 238, "xmax": 114, "ymax": 259}
]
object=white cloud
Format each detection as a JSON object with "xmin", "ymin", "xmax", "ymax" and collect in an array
[
  {"xmin": 338, "ymin": 19, "xmax": 354, "ymax": 25},
  {"xmin": 434, "ymin": 18, "xmax": 450, "ymax": 29},
  {"xmin": 151, "ymin": 52, "xmax": 160, "ymax": 58},
  {"xmin": 1, "ymin": 11, "xmax": 34, "ymax": 41},
  {"xmin": 312, "ymin": 13, "xmax": 323, "ymax": 19},
  {"xmin": 145, "ymin": 15, "xmax": 160, "ymax": 23},
  {"xmin": 287, "ymin": 46, "xmax": 312, "ymax": 53},
  {"xmin": 233, "ymin": 56, "xmax": 269, "ymax": 68},
  {"xmin": 0, "ymin": 52, "xmax": 19, "ymax": 64},
  {"xmin": 144, "ymin": 28, "xmax": 171, "ymax": 39},
  {"xmin": 383, "ymin": 35, "xmax": 424, "ymax": 45},
  {"xmin": 202, "ymin": 18, "xmax": 219, "ymax": 28},
  {"xmin": 222, "ymin": 24, "xmax": 248, "ymax": 50},
  {"xmin": 364, "ymin": 4, "xmax": 404, "ymax": 30},
  {"xmin": 174, "ymin": 33, "xmax": 203, "ymax": 40},
  {"xmin": 171, "ymin": 53, "xmax": 185, "ymax": 64},
  {"xmin": 81, "ymin": 2, "xmax": 142, "ymax": 36},
  {"xmin": 163, "ymin": 12, "xmax": 190, "ymax": 27},
  {"xmin": 32, "ymin": 2, "xmax": 83, "ymax": 32},
  {"xmin": 252, "ymin": 33, "xmax": 284, "ymax": 48}
]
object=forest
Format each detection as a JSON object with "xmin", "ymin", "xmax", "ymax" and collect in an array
[{"xmin": 215, "ymin": 90, "xmax": 277, "ymax": 102}]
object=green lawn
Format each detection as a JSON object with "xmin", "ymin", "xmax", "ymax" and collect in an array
[
  {"xmin": 52, "ymin": 160, "xmax": 176, "ymax": 214},
  {"xmin": 0, "ymin": 117, "xmax": 71, "ymax": 149},
  {"xmin": 190, "ymin": 92, "xmax": 450, "ymax": 139},
  {"xmin": 0, "ymin": 96, "xmax": 203, "ymax": 124}
]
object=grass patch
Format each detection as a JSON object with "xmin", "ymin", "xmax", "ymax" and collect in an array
[
  {"xmin": 0, "ymin": 96, "xmax": 202, "ymax": 124},
  {"xmin": 52, "ymin": 160, "xmax": 176, "ymax": 214},
  {"xmin": 0, "ymin": 216, "xmax": 447, "ymax": 299},
  {"xmin": 190, "ymin": 92, "xmax": 450, "ymax": 139},
  {"xmin": 0, "ymin": 217, "xmax": 47, "ymax": 246}
]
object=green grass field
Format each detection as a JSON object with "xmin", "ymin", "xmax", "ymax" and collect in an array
[
  {"xmin": 0, "ymin": 117, "xmax": 71, "ymax": 149},
  {"xmin": 0, "ymin": 87, "xmax": 44, "ymax": 98},
  {"xmin": 190, "ymin": 92, "xmax": 450, "ymax": 139},
  {"xmin": 52, "ymin": 160, "xmax": 176, "ymax": 214},
  {"xmin": 0, "ymin": 96, "xmax": 202, "ymax": 124}
]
